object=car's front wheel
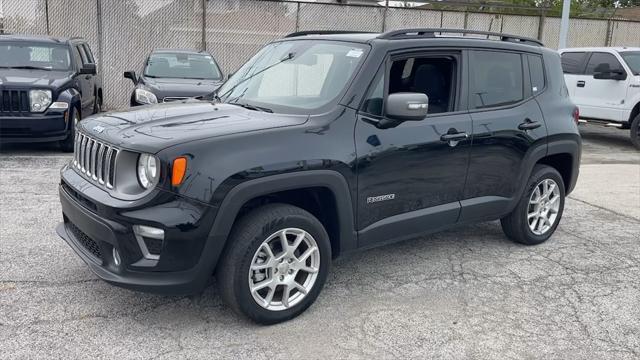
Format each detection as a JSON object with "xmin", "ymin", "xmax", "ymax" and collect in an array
[
  {"xmin": 59, "ymin": 108, "xmax": 80, "ymax": 152},
  {"xmin": 501, "ymin": 165, "xmax": 566, "ymax": 245},
  {"xmin": 630, "ymin": 113, "xmax": 640, "ymax": 150},
  {"xmin": 216, "ymin": 203, "xmax": 331, "ymax": 324}
]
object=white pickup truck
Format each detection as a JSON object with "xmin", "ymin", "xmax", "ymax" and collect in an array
[{"xmin": 559, "ymin": 47, "xmax": 640, "ymax": 149}]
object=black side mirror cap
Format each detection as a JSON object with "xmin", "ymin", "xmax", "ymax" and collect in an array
[
  {"xmin": 124, "ymin": 70, "xmax": 138, "ymax": 85},
  {"xmin": 79, "ymin": 63, "xmax": 97, "ymax": 75}
]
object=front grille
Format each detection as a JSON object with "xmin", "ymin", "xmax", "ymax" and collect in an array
[
  {"xmin": 0, "ymin": 89, "xmax": 30, "ymax": 114},
  {"xmin": 73, "ymin": 132, "xmax": 119, "ymax": 189},
  {"xmin": 67, "ymin": 221, "xmax": 103, "ymax": 263},
  {"xmin": 163, "ymin": 96, "xmax": 188, "ymax": 103}
]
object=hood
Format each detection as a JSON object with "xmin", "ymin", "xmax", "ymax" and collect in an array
[
  {"xmin": 141, "ymin": 77, "xmax": 223, "ymax": 99},
  {"xmin": 78, "ymin": 100, "xmax": 308, "ymax": 153},
  {"xmin": 0, "ymin": 68, "xmax": 74, "ymax": 89}
]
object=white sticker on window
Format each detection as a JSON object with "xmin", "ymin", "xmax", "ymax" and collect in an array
[
  {"xmin": 346, "ymin": 49, "xmax": 363, "ymax": 58},
  {"xmin": 533, "ymin": 86, "xmax": 538, "ymax": 92}
]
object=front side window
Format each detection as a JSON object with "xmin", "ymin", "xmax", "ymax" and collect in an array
[
  {"xmin": 0, "ymin": 42, "xmax": 71, "ymax": 71},
  {"xmin": 585, "ymin": 52, "xmax": 624, "ymax": 75},
  {"xmin": 217, "ymin": 40, "xmax": 368, "ymax": 113},
  {"xmin": 561, "ymin": 52, "xmax": 587, "ymax": 74},
  {"xmin": 144, "ymin": 52, "xmax": 222, "ymax": 80},
  {"xmin": 360, "ymin": 55, "xmax": 457, "ymax": 116},
  {"xmin": 620, "ymin": 52, "xmax": 640, "ymax": 75},
  {"xmin": 469, "ymin": 51, "xmax": 524, "ymax": 109}
]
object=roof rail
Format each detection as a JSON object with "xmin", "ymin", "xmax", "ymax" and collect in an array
[
  {"xmin": 378, "ymin": 28, "xmax": 544, "ymax": 46},
  {"xmin": 285, "ymin": 30, "xmax": 373, "ymax": 38}
]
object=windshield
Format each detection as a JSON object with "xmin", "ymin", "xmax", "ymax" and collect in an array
[
  {"xmin": 0, "ymin": 42, "xmax": 71, "ymax": 71},
  {"xmin": 621, "ymin": 52, "xmax": 640, "ymax": 75},
  {"xmin": 144, "ymin": 52, "xmax": 222, "ymax": 80},
  {"xmin": 217, "ymin": 40, "xmax": 368, "ymax": 112}
]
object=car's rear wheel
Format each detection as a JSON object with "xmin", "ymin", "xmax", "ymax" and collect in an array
[
  {"xmin": 59, "ymin": 108, "xmax": 80, "ymax": 152},
  {"xmin": 501, "ymin": 165, "xmax": 565, "ymax": 245},
  {"xmin": 216, "ymin": 203, "xmax": 331, "ymax": 324},
  {"xmin": 630, "ymin": 114, "xmax": 640, "ymax": 150}
]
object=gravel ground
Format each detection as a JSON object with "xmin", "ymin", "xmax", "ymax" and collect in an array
[{"xmin": 0, "ymin": 124, "xmax": 639, "ymax": 359}]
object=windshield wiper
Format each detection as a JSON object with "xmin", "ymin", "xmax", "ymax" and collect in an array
[
  {"xmin": 6, "ymin": 65, "xmax": 52, "ymax": 71},
  {"xmin": 228, "ymin": 101, "xmax": 273, "ymax": 113},
  {"xmin": 213, "ymin": 52, "xmax": 295, "ymax": 103}
]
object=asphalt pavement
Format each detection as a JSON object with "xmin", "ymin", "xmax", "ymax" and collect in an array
[{"xmin": 0, "ymin": 123, "xmax": 639, "ymax": 359}]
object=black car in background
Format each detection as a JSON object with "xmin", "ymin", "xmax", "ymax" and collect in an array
[
  {"xmin": 0, "ymin": 34, "xmax": 103, "ymax": 151},
  {"xmin": 124, "ymin": 49, "xmax": 224, "ymax": 106}
]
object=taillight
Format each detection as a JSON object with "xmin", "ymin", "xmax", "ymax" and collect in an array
[{"xmin": 572, "ymin": 107, "xmax": 580, "ymax": 125}]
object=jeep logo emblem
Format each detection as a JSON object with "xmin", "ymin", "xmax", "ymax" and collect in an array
[{"xmin": 92, "ymin": 125, "xmax": 105, "ymax": 133}]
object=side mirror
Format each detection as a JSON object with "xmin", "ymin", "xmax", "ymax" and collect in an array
[
  {"xmin": 79, "ymin": 63, "xmax": 96, "ymax": 75},
  {"xmin": 385, "ymin": 92, "xmax": 429, "ymax": 121},
  {"xmin": 124, "ymin": 70, "xmax": 138, "ymax": 85},
  {"xmin": 593, "ymin": 63, "xmax": 627, "ymax": 81}
]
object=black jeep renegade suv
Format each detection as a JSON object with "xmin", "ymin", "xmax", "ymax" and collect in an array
[
  {"xmin": 0, "ymin": 35, "xmax": 103, "ymax": 151},
  {"xmin": 56, "ymin": 29, "xmax": 581, "ymax": 324}
]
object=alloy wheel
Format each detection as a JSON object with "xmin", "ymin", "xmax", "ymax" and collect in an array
[
  {"xmin": 527, "ymin": 178, "xmax": 561, "ymax": 235},
  {"xmin": 248, "ymin": 228, "xmax": 320, "ymax": 311}
]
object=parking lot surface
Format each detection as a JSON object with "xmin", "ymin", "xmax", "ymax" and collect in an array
[{"xmin": 1, "ymin": 124, "xmax": 639, "ymax": 359}]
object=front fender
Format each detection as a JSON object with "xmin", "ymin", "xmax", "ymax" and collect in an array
[{"xmin": 57, "ymin": 88, "xmax": 82, "ymax": 116}]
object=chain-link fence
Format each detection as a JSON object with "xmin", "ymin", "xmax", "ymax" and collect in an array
[{"xmin": 2, "ymin": 0, "xmax": 640, "ymax": 109}]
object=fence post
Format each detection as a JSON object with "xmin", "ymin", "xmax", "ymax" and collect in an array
[
  {"xmin": 96, "ymin": 0, "xmax": 104, "ymax": 105},
  {"xmin": 201, "ymin": 0, "xmax": 207, "ymax": 51},
  {"xmin": 45, "ymin": 0, "xmax": 50, "ymax": 34},
  {"xmin": 463, "ymin": 11, "xmax": 468, "ymax": 29},
  {"xmin": 295, "ymin": 2, "xmax": 300, "ymax": 32},
  {"xmin": 381, "ymin": 0, "xmax": 388, "ymax": 32},
  {"xmin": 537, "ymin": 12, "xmax": 545, "ymax": 41},
  {"xmin": 605, "ymin": 19, "xmax": 613, "ymax": 46}
]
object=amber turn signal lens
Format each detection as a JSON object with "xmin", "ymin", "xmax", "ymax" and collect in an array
[{"xmin": 171, "ymin": 157, "xmax": 187, "ymax": 186}]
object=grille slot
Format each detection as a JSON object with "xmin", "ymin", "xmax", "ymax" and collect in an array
[
  {"xmin": 163, "ymin": 96, "xmax": 188, "ymax": 103},
  {"xmin": 73, "ymin": 132, "xmax": 119, "ymax": 189},
  {"xmin": 0, "ymin": 89, "xmax": 30, "ymax": 114},
  {"xmin": 67, "ymin": 221, "xmax": 103, "ymax": 263}
]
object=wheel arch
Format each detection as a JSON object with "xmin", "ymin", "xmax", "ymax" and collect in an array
[
  {"xmin": 629, "ymin": 101, "xmax": 640, "ymax": 123},
  {"xmin": 203, "ymin": 170, "xmax": 357, "ymax": 275},
  {"xmin": 538, "ymin": 139, "xmax": 581, "ymax": 195}
]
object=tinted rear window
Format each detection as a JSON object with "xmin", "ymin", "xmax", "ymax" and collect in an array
[{"xmin": 561, "ymin": 52, "xmax": 587, "ymax": 74}]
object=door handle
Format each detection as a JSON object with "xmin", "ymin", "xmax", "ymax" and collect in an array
[
  {"xmin": 518, "ymin": 119, "xmax": 542, "ymax": 130},
  {"xmin": 577, "ymin": 80, "xmax": 586, "ymax": 87},
  {"xmin": 440, "ymin": 132, "xmax": 468, "ymax": 142}
]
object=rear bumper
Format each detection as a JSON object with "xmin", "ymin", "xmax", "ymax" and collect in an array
[
  {"xmin": 57, "ymin": 167, "xmax": 221, "ymax": 295},
  {"xmin": 0, "ymin": 113, "xmax": 69, "ymax": 142}
]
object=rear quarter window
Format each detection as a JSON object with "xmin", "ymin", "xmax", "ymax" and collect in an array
[
  {"xmin": 560, "ymin": 52, "xmax": 587, "ymax": 74},
  {"xmin": 528, "ymin": 55, "xmax": 545, "ymax": 94}
]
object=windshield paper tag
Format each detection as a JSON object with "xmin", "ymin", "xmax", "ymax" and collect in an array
[{"xmin": 346, "ymin": 49, "xmax": 363, "ymax": 58}]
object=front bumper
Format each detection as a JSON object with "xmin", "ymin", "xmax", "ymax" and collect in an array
[
  {"xmin": 57, "ymin": 166, "xmax": 222, "ymax": 295},
  {"xmin": 0, "ymin": 112, "xmax": 69, "ymax": 142}
]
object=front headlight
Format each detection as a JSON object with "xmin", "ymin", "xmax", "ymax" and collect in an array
[
  {"xmin": 29, "ymin": 89, "xmax": 52, "ymax": 112},
  {"xmin": 134, "ymin": 88, "xmax": 158, "ymax": 105},
  {"xmin": 137, "ymin": 153, "xmax": 160, "ymax": 189}
]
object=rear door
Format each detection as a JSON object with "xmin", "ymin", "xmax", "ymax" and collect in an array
[
  {"xmin": 576, "ymin": 52, "xmax": 630, "ymax": 121},
  {"xmin": 560, "ymin": 51, "xmax": 588, "ymax": 99},
  {"xmin": 460, "ymin": 49, "xmax": 546, "ymax": 222}
]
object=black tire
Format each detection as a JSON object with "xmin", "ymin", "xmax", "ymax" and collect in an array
[
  {"xmin": 501, "ymin": 165, "xmax": 566, "ymax": 245},
  {"xmin": 216, "ymin": 203, "xmax": 331, "ymax": 324},
  {"xmin": 630, "ymin": 114, "xmax": 640, "ymax": 150},
  {"xmin": 59, "ymin": 107, "xmax": 80, "ymax": 152},
  {"xmin": 93, "ymin": 93, "xmax": 102, "ymax": 114}
]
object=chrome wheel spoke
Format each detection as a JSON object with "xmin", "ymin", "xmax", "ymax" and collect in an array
[
  {"xmin": 248, "ymin": 227, "xmax": 321, "ymax": 311},
  {"xmin": 527, "ymin": 178, "xmax": 561, "ymax": 236}
]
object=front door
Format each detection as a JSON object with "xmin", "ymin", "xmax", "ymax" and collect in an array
[
  {"xmin": 355, "ymin": 51, "xmax": 472, "ymax": 247},
  {"xmin": 575, "ymin": 52, "xmax": 630, "ymax": 122}
]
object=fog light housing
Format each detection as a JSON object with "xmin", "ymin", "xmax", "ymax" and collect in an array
[
  {"xmin": 112, "ymin": 247, "xmax": 121, "ymax": 266},
  {"xmin": 133, "ymin": 225, "xmax": 164, "ymax": 260}
]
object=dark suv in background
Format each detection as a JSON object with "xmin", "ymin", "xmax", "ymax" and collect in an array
[
  {"xmin": 56, "ymin": 29, "xmax": 581, "ymax": 324},
  {"xmin": 124, "ymin": 49, "xmax": 224, "ymax": 106},
  {"xmin": 0, "ymin": 34, "xmax": 103, "ymax": 151}
]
